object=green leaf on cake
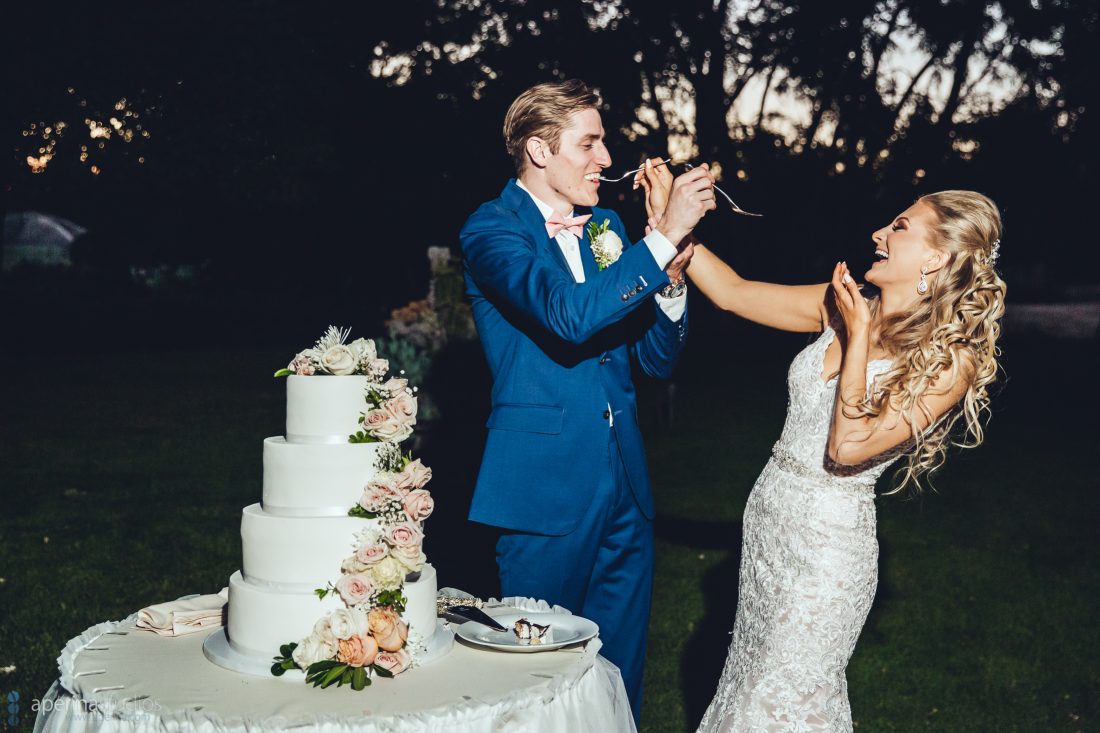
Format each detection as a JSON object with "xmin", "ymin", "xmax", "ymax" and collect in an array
[
  {"xmin": 348, "ymin": 431, "xmax": 381, "ymax": 444},
  {"xmin": 347, "ymin": 506, "xmax": 377, "ymax": 519},
  {"xmin": 371, "ymin": 663, "xmax": 394, "ymax": 679},
  {"xmin": 273, "ymin": 368, "xmax": 294, "ymax": 378},
  {"xmin": 319, "ymin": 664, "xmax": 347, "ymax": 688},
  {"xmin": 340, "ymin": 667, "xmax": 354, "ymax": 686},
  {"xmin": 351, "ymin": 666, "xmax": 370, "ymax": 690},
  {"xmin": 271, "ymin": 662, "xmax": 286, "ymax": 676}
]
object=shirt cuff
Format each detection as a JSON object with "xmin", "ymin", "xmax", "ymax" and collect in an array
[
  {"xmin": 654, "ymin": 288, "xmax": 687, "ymax": 321},
  {"xmin": 643, "ymin": 229, "xmax": 677, "ymax": 271}
]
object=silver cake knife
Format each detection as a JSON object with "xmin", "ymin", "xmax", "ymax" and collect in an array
[{"xmin": 442, "ymin": 604, "xmax": 508, "ymax": 632}]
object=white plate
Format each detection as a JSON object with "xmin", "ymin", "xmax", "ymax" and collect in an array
[{"xmin": 455, "ymin": 612, "xmax": 599, "ymax": 653}]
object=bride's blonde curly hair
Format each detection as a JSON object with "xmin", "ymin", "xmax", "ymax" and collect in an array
[{"xmin": 856, "ymin": 190, "xmax": 1007, "ymax": 495}]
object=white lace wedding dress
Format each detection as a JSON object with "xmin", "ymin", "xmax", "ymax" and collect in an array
[{"xmin": 697, "ymin": 326, "xmax": 900, "ymax": 733}]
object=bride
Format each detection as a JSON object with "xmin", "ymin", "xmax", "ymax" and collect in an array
[{"xmin": 638, "ymin": 160, "xmax": 1007, "ymax": 732}]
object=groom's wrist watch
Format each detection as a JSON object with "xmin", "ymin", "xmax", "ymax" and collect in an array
[{"xmin": 660, "ymin": 277, "xmax": 687, "ymax": 299}]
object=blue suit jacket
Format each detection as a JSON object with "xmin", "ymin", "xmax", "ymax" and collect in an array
[{"xmin": 460, "ymin": 179, "xmax": 688, "ymax": 535}]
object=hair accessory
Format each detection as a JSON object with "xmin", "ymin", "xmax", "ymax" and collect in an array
[
  {"xmin": 917, "ymin": 266, "xmax": 929, "ymax": 294},
  {"xmin": 987, "ymin": 238, "xmax": 1001, "ymax": 265}
]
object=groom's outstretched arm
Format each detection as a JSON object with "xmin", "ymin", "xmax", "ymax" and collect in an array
[
  {"xmin": 600, "ymin": 215, "xmax": 687, "ymax": 379},
  {"xmin": 461, "ymin": 208, "xmax": 674, "ymax": 345}
]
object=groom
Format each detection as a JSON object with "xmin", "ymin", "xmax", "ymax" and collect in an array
[{"xmin": 460, "ymin": 79, "xmax": 714, "ymax": 720}]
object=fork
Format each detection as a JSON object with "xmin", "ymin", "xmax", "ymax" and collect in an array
[
  {"xmin": 598, "ymin": 158, "xmax": 673, "ymax": 183},
  {"xmin": 683, "ymin": 163, "xmax": 762, "ymax": 217}
]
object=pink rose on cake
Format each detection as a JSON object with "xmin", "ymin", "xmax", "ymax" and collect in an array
[
  {"xmin": 358, "ymin": 477, "xmax": 402, "ymax": 513},
  {"xmin": 289, "ymin": 349, "xmax": 318, "ymax": 375},
  {"xmin": 403, "ymin": 489, "xmax": 434, "ymax": 521},
  {"xmin": 381, "ymin": 376, "xmax": 408, "ymax": 394},
  {"xmin": 364, "ymin": 407, "xmax": 413, "ymax": 443},
  {"xmin": 394, "ymin": 459, "xmax": 432, "ymax": 492},
  {"xmin": 391, "ymin": 543, "xmax": 426, "ymax": 571},
  {"xmin": 361, "ymin": 407, "xmax": 392, "ymax": 435},
  {"xmin": 368, "ymin": 608, "xmax": 409, "ymax": 652},
  {"xmin": 337, "ymin": 634, "xmax": 379, "ymax": 668},
  {"xmin": 374, "ymin": 648, "xmax": 412, "ymax": 675},
  {"xmin": 336, "ymin": 574, "xmax": 375, "ymax": 605},
  {"xmin": 355, "ymin": 541, "xmax": 390, "ymax": 565},
  {"xmin": 386, "ymin": 521, "xmax": 424, "ymax": 549},
  {"xmin": 386, "ymin": 391, "xmax": 418, "ymax": 422},
  {"xmin": 368, "ymin": 357, "xmax": 389, "ymax": 381}
]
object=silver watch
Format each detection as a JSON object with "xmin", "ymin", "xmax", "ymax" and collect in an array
[{"xmin": 659, "ymin": 279, "xmax": 687, "ymax": 298}]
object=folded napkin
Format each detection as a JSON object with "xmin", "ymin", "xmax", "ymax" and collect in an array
[{"xmin": 136, "ymin": 588, "xmax": 228, "ymax": 636}]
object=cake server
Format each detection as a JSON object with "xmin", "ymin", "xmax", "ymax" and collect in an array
[{"xmin": 442, "ymin": 604, "xmax": 508, "ymax": 632}]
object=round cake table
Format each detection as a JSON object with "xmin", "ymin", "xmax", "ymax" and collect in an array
[{"xmin": 34, "ymin": 602, "xmax": 636, "ymax": 733}]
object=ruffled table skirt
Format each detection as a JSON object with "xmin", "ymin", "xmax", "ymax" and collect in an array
[{"xmin": 34, "ymin": 602, "xmax": 635, "ymax": 733}]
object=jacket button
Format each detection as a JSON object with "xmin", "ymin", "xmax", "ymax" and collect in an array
[
  {"xmin": 602, "ymin": 410, "xmax": 611, "ymax": 420},
  {"xmin": 621, "ymin": 293, "xmax": 629, "ymax": 301},
  {"xmin": 599, "ymin": 356, "xmax": 608, "ymax": 364}
]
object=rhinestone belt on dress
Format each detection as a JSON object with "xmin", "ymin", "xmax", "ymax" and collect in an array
[{"xmin": 770, "ymin": 445, "xmax": 877, "ymax": 491}]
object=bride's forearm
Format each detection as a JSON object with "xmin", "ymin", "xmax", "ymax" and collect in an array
[
  {"xmin": 828, "ymin": 334, "xmax": 875, "ymax": 463},
  {"xmin": 685, "ymin": 243, "xmax": 747, "ymax": 311},
  {"xmin": 685, "ymin": 243, "xmax": 829, "ymax": 333}
]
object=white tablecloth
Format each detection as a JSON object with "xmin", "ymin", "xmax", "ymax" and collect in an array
[{"xmin": 34, "ymin": 603, "xmax": 636, "ymax": 733}]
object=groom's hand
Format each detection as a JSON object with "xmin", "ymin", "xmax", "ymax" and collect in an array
[{"xmin": 657, "ymin": 165, "xmax": 716, "ymax": 245}]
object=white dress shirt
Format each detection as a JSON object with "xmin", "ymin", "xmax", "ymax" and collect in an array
[{"xmin": 516, "ymin": 179, "xmax": 687, "ymax": 322}]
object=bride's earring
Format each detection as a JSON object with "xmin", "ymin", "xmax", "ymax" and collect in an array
[{"xmin": 917, "ymin": 267, "xmax": 929, "ymax": 294}]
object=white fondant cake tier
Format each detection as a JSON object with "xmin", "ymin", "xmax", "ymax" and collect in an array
[
  {"xmin": 262, "ymin": 438, "xmax": 381, "ymax": 516},
  {"xmin": 226, "ymin": 564, "xmax": 438, "ymax": 660},
  {"xmin": 402, "ymin": 563, "xmax": 439, "ymax": 644},
  {"xmin": 240, "ymin": 503, "xmax": 378, "ymax": 589},
  {"xmin": 286, "ymin": 375, "xmax": 369, "ymax": 443}
]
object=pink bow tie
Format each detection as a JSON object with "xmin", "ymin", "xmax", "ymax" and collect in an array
[{"xmin": 545, "ymin": 212, "xmax": 591, "ymax": 238}]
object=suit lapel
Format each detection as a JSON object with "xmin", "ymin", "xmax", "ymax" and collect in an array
[
  {"xmin": 577, "ymin": 207, "xmax": 598, "ymax": 281},
  {"xmin": 501, "ymin": 179, "xmax": 573, "ymax": 277}
]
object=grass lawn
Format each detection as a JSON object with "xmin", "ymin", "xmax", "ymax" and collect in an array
[{"xmin": 1, "ymin": 328, "xmax": 1096, "ymax": 732}]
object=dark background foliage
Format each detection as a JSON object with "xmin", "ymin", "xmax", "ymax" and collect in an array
[{"xmin": 3, "ymin": 0, "xmax": 1096, "ymax": 347}]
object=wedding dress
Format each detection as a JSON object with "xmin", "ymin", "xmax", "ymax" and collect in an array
[{"xmin": 697, "ymin": 326, "xmax": 900, "ymax": 733}]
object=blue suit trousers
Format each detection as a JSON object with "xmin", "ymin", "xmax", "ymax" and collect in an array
[{"xmin": 495, "ymin": 426, "xmax": 654, "ymax": 724}]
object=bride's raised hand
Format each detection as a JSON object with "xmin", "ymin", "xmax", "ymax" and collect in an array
[
  {"xmin": 634, "ymin": 157, "xmax": 674, "ymax": 220},
  {"xmin": 830, "ymin": 261, "xmax": 871, "ymax": 340}
]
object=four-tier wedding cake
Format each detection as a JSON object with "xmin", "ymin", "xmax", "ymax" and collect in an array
[{"xmin": 204, "ymin": 328, "xmax": 450, "ymax": 688}]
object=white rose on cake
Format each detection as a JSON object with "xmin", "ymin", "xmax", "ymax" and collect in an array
[
  {"xmin": 370, "ymin": 556, "xmax": 407, "ymax": 591},
  {"xmin": 321, "ymin": 345, "xmax": 357, "ymax": 375},
  {"xmin": 328, "ymin": 607, "xmax": 371, "ymax": 640},
  {"xmin": 293, "ymin": 633, "xmax": 336, "ymax": 669},
  {"xmin": 348, "ymin": 337, "xmax": 377, "ymax": 367}
]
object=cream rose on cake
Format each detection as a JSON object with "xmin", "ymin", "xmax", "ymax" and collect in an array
[{"xmin": 321, "ymin": 345, "xmax": 357, "ymax": 375}]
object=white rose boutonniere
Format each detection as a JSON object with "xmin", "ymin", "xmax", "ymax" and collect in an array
[{"xmin": 587, "ymin": 218, "xmax": 623, "ymax": 271}]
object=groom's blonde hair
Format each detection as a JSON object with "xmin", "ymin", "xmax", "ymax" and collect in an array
[{"xmin": 504, "ymin": 80, "xmax": 600, "ymax": 175}]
